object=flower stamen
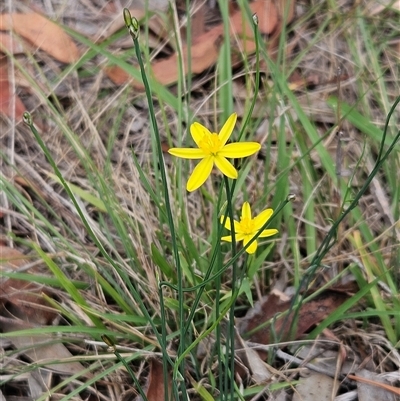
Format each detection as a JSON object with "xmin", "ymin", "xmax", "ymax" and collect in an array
[
  {"xmin": 239, "ymin": 217, "xmax": 254, "ymax": 234},
  {"xmin": 199, "ymin": 133, "xmax": 221, "ymax": 155}
]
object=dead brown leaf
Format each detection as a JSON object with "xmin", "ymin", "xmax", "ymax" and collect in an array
[
  {"xmin": 236, "ymin": 334, "xmax": 273, "ymax": 383},
  {"xmin": 104, "ymin": 64, "xmax": 131, "ymax": 85},
  {"xmin": 238, "ymin": 289, "xmax": 351, "ymax": 357},
  {"xmin": 140, "ymin": 359, "xmax": 172, "ymax": 401},
  {"xmin": 1, "ymin": 316, "xmax": 89, "ymax": 377},
  {"xmin": 106, "ymin": 0, "xmax": 295, "ymax": 89},
  {"xmin": 149, "ymin": 27, "xmax": 222, "ymax": 87},
  {"xmin": 293, "ymin": 372, "xmax": 340, "ymax": 401},
  {"xmin": 146, "ymin": 359, "xmax": 170, "ymax": 401},
  {"xmin": 0, "ymin": 59, "xmax": 26, "ymax": 120},
  {"xmin": 0, "ymin": 12, "xmax": 79, "ymax": 63},
  {"xmin": 0, "ymin": 246, "xmax": 89, "ymax": 379},
  {"xmin": 0, "ymin": 244, "xmax": 29, "ymax": 269},
  {"xmin": 0, "ymin": 31, "xmax": 25, "ymax": 54},
  {"xmin": 0, "ymin": 245, "xmax": 57, "ymax": 325},
  {"xmin": 230, "ymin": 0, "xmax": 279, "ymax": 38},
  {"xmin": 188, "ymin": 0, "xmax": 206, "ymax": 39}
]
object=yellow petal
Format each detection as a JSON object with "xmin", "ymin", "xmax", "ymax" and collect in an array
[
  {"xmin": 235, "ymin": 233, "xmax": 246, "ymax": 241},
  {"xmin": 241, "ymin": 202, "xmax": 252, "ymax": 220},
  {"xmin": 219, "ymin": 142, "xmax": 261, "ymax": 158},
  {"xmin": 220, "ymin": 216, "xmax": 240, "ymax": 231},
  {"xmin": 221, "ymin": 235, "xmax": 233, "ymax": 243},
  {"xmin": 168, "ymin": 148, "xmax": 206, "ymax": 159},
  {"xmin": 254, "ymin": 208, "xmax": 274, "ymax": 229},
  {"xmin": 220, "ymin": 215, "xmax": 232, "ymax": 230},
  {"xmin": 214, "ymin": 155, "xmax": 237, "ymax": 179},
  {"xmin": 218, "ymin": 113, "xmax": 237, "ymax": 146},
  {"xmin": 186, "ymin": 156, "xmax": 213, "ymax": 192},
  {"xmin": 259, "ymin": 229, "xmax": 279, "ymax": 238},
  {"xmin": 221, "ymin": 233, "xmax": 245, "ymax": 242},
  {"xmin": 243, "ymin": 236, "xmax": 257, "ymax": 254},
  {"xmin": 190, "ymin": 122, "xmax": 212, "ymax": 148}
]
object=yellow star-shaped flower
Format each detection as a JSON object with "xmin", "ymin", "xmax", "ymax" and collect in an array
[
  {"xmin": 221, "ymin": 202, "xmax": 278, "ymax": 254},
  {"xmin": 168, "ymin": 113, "xmax": 261, "ymax": 192}
]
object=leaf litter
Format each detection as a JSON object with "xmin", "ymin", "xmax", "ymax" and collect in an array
[
  {"xmin": 0, "ymin": 245, "xmax": 90, "ymax": 399},
  {"xmin": 0, "ymin": 0, "xmax": 399, "ymax": 400}
]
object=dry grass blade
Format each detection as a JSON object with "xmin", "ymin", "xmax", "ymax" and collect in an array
[{"xmin": 347, "ymin": 373, "xmax": 400, "ymax": 397}]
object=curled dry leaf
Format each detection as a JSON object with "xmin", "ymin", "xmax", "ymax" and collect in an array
[{"xmin": 0, "ymin": 12, "xmax": 79, "ymax": 63}]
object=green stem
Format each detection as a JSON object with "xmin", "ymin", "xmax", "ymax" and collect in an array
[
  {"xmin": 224, "ymin": 177, "xmax": 237, "ymax": 400},
  {"xmin": 102, "ymin": 335, "xmax": 149, "ymax": 401},
  {"xmin": 123, "ymin": 10, "xmax": 186, "ymax": 399}
]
